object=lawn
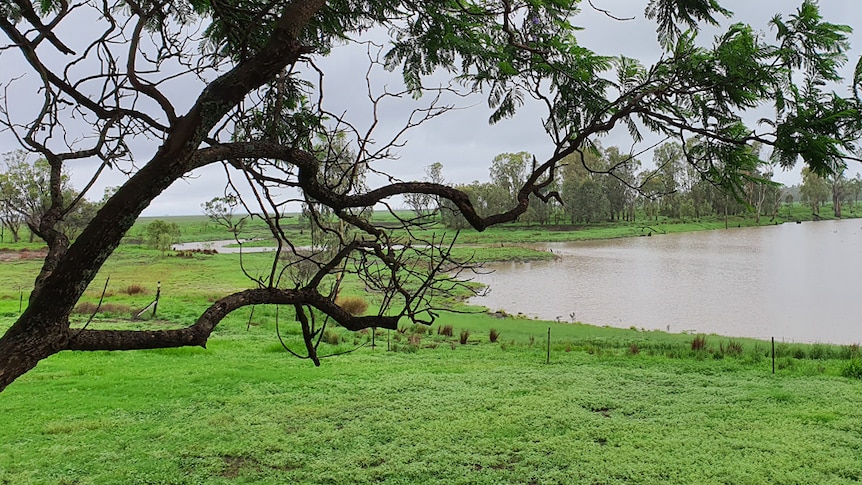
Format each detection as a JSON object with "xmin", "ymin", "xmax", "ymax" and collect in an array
[{"xmin": 2, "ymin": 303, "xmax": 861, "ymax": 483}]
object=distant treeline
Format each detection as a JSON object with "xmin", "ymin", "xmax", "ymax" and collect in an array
[{"xmin": 402, "ymin": 142, "xmax": 862, "ymax": 228}]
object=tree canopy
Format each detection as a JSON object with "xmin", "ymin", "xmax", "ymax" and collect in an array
[{"xmin": 1, "ymin": 0, "xmax": 861, "ymax": 392}]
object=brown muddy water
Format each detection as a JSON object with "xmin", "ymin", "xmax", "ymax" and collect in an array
[{"xmin": 470, "ymin": 219, "xmax": 862, "ymax": 344}]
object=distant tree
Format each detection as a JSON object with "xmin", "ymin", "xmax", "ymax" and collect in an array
[
  {"xmin": 490, "ymin": 152, "xmax": 530, "ymax": 200},
  {"xmin": 145, "ymin": 220, "xmax": 181, "ymax": 256},
  {"xmin": 653, "ymin": 142, "xmax": 684, "ymax": 218},
  {"xmin": 800, "ymin": 167, "xmax": 831, "ymax": 215},
  {"xmin": 602, "ymin": 146, "xmax": 640, "ymax": 221},
  {"xmin": 0, "ymin": 150, "xmax": 97, "ymax": 242},
  {"xmin": 848, "ymin": 174, "xmax": 862, "ymax": 210},
  {"xmin": 827, "ymin": 165, "xmax": 847, "ymax": 217},
  {"xmin": 202, "ymin": 194, "xmax": 246, "ymax": 235},
  {"xmin": 404, "ymin": 162, "xmax": 445, "ymax": 218}
]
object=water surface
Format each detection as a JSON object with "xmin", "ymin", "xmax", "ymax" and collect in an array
[{"xmin": 470, "ymin": 219, "xmax": 862, "ymax": 343}]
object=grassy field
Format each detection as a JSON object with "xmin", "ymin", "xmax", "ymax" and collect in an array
[
  {"xmin": 2, "ymin": 207, "xmax": 862, "ymax": 483},
  {"xmin": 1, "ymin": 312, "xmax": 861, "ymax": 484}
]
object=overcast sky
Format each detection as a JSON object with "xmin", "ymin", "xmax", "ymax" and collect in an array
[{"xmin": 2, "ymin": 1, "xmax": 861, "ymax": 216}]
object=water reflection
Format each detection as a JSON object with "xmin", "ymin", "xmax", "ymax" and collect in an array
[{"xmin": 470, "ymin": 219, "xmax": 862, "ymax": 344}]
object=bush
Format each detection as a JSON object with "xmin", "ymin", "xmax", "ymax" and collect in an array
[
  {"xmin": 73, "ymin": 301, "xmax": 98, "ymax": 314},
  {"xmin": 721, "ymin": 339, "xmax": 743, "ymax": 356},
  {"xmin": 840, "ymin": 359, "xmax": 862, "ymax": 379},
  {"xmin": 691, "ymin": 335, "xmax": 707, "ymax": 352},
  {"xmin": 840, "ymin": 344, "xmax": 860, "ymax": 360},
  {"xmin": 628, "ymin": 343, "xmax": 640, "ymax": 355},
  {"xmin": 335, "ymin": 296, "xmax": 368, "ymax": 316},
  {"xmin": 124, "ymin": 284, "xmax": 147, "ymax": 296},
  {"xmin": 73, "ymin": 302, "xmax": 131, "ymax": 316},
  {"xmin": 808, "ymin": 344, "xmax": 831, "ymax": 360},
  {"xmin": 322, "ymin": 330, "xmax": 341, "ymax": 345},
  {"xmin": 437, "ymin": 324, "xmax": 453, "ymax": 337},
  {"xmin": 489, "ymin": 328, "xmax": 500, "ymax": 343},
  {"xmin": 459, "ymin": 330, "xmax": 470, "ymax": 345}
]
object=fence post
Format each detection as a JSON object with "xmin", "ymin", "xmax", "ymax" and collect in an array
[
  {"xmin": 771, "ymin": 337, "xmax": 775, "ymax": 374},
  {"xmin": 546, "ymin": 327, "xmax": 551, "ymax": 365},
  {"xmin": 152, "ymin": 281, "xmax": 161, "ymax": 317}
]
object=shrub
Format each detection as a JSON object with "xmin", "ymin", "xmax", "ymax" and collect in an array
[
  {"xmin": 437, "ymin": 324, "xmax": 453, "ymax": 337},
  {"xmin": 628, "ymin": 343, "xmax": 640, "ymax": 355},
  {"xmin": 840, "ymin": 344, "xmax": 860, "ymax": 360},
  {"xmin": 721, "ymin": 339, "xmax": 743, "ymax": 356},
  {"xmin": 100, "ymin": 303, "xmax": 131, "ymax": 315},
  {"xmin": 73, "ymin": 301, "xmax": 98, "ymax": 314},
  {"xmin": 792, "ymin": 347, "xmax": 806, "ymax": 360},
  {"xmin": 73, "ymin": 302, "xmax": 131, "ymax": 316},
  {"xmin": 840, "ymin": 359, "xmax": 862, "ymax": 379},
  {"xmin": 489, "ymin": 328, "xmax": 500, "ymax": 343},
  {"xmin": 322, "ymin": 330, "xmax": 341, "ymax": 345},
  {"xmin": 335, "ymin": 296, "xmax": 368, "ymax": 316},
  {"xmin": 808, "ymin": 344, "xmax": 830, "ymax": 360},
  {"xmin": 691, "ymin": 335, "xmax": 707, "ymax": 352},
  {"xmin": 124, "ymin": 284, "xmax": 147, "ymax": 296},
  {"xmin": 459, "ymin": 330, "xmax": 470, "ymax": 345}
]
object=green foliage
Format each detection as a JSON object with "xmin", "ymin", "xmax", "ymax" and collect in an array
[
  {"xmin": 144, "ymin": 220, "xmax": 181, "ymax": 255},
  {"xmin": 840, "ymin": 359, "xmax": 862, "ymax": 379}
]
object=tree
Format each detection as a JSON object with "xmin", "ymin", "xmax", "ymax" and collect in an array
[
  {"xmin": 1, "ymin": 1, "xmax": 861, "ymax": 392},
  {"xmin": 404, "ymin": 162, "xmax": 445, "ymax": 218},
  {"xmin": 202, "ymin": 194, "xmax": 246, "ymax": 236},
  {"xmin": 0, "ymin": 150, "xmax": 96, "ymax": 242},
  {"xmin": 827, "ymin": 165, "xmax": 848, "ymax": 217},
  {"xmin": 145, "ymin": 220, "xmax": 181, "ymax": 256},
  {"xmin": 800, "ymin": 167, "xmax": 831, "ymax": 215}
]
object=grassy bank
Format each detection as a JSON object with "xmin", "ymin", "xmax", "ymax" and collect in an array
[{"xmin": 1, "ymin": 310, "xmax": 862, "ymax": 484}]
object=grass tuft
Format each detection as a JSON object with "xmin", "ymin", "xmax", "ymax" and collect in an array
[
  {"xmin": 691, "ymin": 335, "xmax": 707, "ymax": 352},
  {"xmin": 489, "ymin": 328, "xmax": 500, "ymax": 343},
  {"xmin": 335, "ymin": 296, "xmax": 368, "ymax": 316},
  {"xmin": 123, "ymin": 284, "xmax": 147, "ymax": 295},
  {"xmin": 72, "ymin": 302, "xmax": 132, "ymax": 316},
  {"xmin": 459, "ymin": 329, "xmax": 470, "ymax": 345},
  {"xmin": 721, "ymin": 339, "xmax": 743, "ymax": 356},
  {"xmin": 323, "ymin": 330, "xmax": 341, "ymax": 345},
  {"xmin": 437, "ymin": 324, "xmax": 453, "ymax": 337}
]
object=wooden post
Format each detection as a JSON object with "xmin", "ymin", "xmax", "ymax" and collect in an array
[
  {"xmin": 546, "ymin": 327, "xmax": 551, "ymax": 365},
  {"xmin": 372, "ymin": 327, "xmax": 376, "ymax": 349},
  {"xmin": 152, "ymin": 281, "xmax": 161, "ymax": 317},
  {"xmin": 771, "ymin": 337, "xmax": 775, "ymax": 374}
]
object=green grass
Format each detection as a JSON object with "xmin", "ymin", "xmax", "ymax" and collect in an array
[
  {"xmin": 3, "ymin": 207, "xmax": 862, "ymax": 483},
  {"xmin": 2, "ymin": 316, "xmax": 862, "ymax": 484}
]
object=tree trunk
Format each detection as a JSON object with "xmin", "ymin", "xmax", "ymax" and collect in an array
[{"xmin": 0, "ymin": 312, "xmax": 68, "ymax": 392}]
